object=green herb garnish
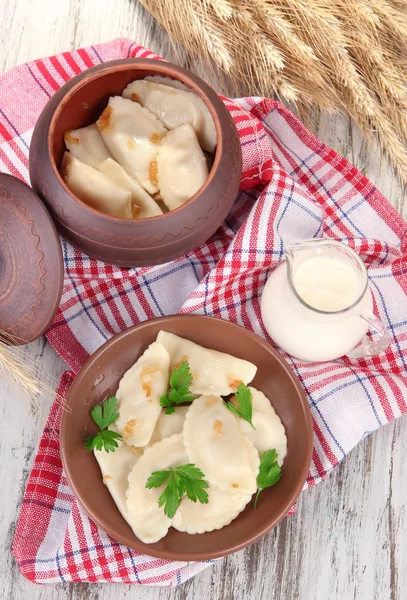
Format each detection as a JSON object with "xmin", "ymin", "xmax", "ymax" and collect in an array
[
  {"xmin": 254, "ymin": 449, "xmax": 281, "ymax": 509},
  {"xmin": 160, "ymin": 360, "xmax": 195, "ymax": 415},
  {"xmin": 146, "ymin": 464, "xmax": 209, "ymax": 518},
  {"xmin": 225, "ymin": 383, "xmax": 255, "ymax": 428},
  {"xmin": 84, "ymin": 396, "xmax": 123, "ymax": 453}
]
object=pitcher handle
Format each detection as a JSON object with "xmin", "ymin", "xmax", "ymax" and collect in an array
[{"xmin": 347, "ymin": 309, "xmax": 390, "ymax": 358}]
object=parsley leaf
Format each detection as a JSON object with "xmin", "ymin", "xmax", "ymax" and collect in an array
[
  {"xmin": 254, "ymin": 449, "xmax": 281, "ymax": 509},
  {"xmin": 145, "ymin": 469, "xmax": 172, "ymax": 488},
  {"xmin": 84, "ymin": 429, "xmax": 122, "ymax": 453},
  {"xmin": 225, "ymin": 383, "xmax": 255, "ymax": 428},
  {"xmin": 157, "ymin": 476, "xmax": 180, "ymax": 519},
  {"xmin": 84, "ymin": 396, "xmax": 122, "ymax": 453},
  {"xmin": 170, "ymin": 360, "xmax": 192, "ymax": 389},
  {"xmin": 176, "ymin": 464, "xmax": 209, "ymax": 503},
  {"xmin": 146, "ymin": 463, "xmax": 209, "ymax": 518},
  {"xmin": 160, "ymin": 361, "xmax": 195, "ymax": 415},
  {"xmin": 91, "ymin": 396, "xmax": 120, "ymax": 430}
]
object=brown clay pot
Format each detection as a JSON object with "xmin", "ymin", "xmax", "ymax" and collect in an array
[{"xmin": 29, "ymin": 59, "xmax": 242, "ymax": 267}]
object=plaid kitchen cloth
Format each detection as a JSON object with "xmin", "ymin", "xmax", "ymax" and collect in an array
[{"xmin": 4, "ymin": 39, "xmax": 406, "ymax": 585}]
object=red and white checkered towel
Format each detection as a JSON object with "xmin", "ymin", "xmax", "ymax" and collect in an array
[{"xmin": 5, "ymin": 39, "xmax": 407, "ymax": 586}]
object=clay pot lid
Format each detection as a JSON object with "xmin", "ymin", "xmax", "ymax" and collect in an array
[{"xmin": 0, "ymin": 173, "xmax": 63, "ymax": 345}]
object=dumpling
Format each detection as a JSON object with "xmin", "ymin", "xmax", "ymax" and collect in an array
[
  {"xmin": 123, "ymin": 79, "xmax": 200, "ymax": 132},
  {"xmin": 115, "ymin": 342, "xmax": 170, "ymax": 447},
  {"xmin": 61, "ymin": 152, "xmax": 132, "ymax": 218},
  {"xmin": 232, "ymin": 387, "xmax": 287, "ymax": 465},
  {"xmin": 148, "ymin": 406, "xmax": 189, "ymax": 446},
  {"xmin": 156, "ymin": 124, "xmax": 208, "ymax": 210},
  {"xmin": 172, "ymin": 484, "xmax": 251, "ymax": 534},
  {"xmin": 126, "ymin": 434, "xmax": 188, "ymax": 543},
  {"xmin": 145, "ymin": 75, "xmax": 191, "ymax": 92},
  {"xmin": 123, "ymin": 78, "xmax": 217, "ymax": 152},
  {"xmin": 64, "ymin": 123, "xmax": 113, "ymax": 169},
  {"xmin": 97, "ymin": 96, "xmax": 167, "ymax": 194},
  {"xmin": 157, "ymin": 330, "xmax": 257, "ymax": 396},
  {"xmin": 183, "ymin": 395, "xmax": 259, "ymax": 495},
  {"xmin": 94, "ymin": 428, "xmax": 142, "ymax": 521},
  {"xmin": 99, "ymin": 158, "xmax": 163, "ymax": 218}
]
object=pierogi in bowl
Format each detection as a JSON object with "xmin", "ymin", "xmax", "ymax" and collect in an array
[{"xmin": 60, "ymin": 315, "xmax": 312, "ymax": 561}]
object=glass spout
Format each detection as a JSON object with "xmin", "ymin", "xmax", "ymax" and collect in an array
[{"xmin": 284, "ymin": 241, "xmax": 317, "ymax": 297}]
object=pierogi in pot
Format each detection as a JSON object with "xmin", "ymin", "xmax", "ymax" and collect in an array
[
  {"xmin": 122, "ymin": 77, "xmax": 217, "ymax": 152},
  {"xmin": 99, "ymin": 158, "xmax": 163, "ymax": 218},
  {"xmin": 145, "ymin": 75, "xmax": 191, "ymax": 92},
  {"xmin": 61, "ymin": 75, "xmax": 216, "ymax": 219},
  {"xmin": 156, "ymin": 123, "xmax": 208, "ymax": 211},
  {"xmin": 64, "ymin": 123, "xmax": 114, "ymax": 169},
  {"xmin": 61, "ymin": 152, "xmax": 133, "ymax": 218},
  {"xmin": 97, "ymin": 96, "xmax": 167, "ymax": 194}
]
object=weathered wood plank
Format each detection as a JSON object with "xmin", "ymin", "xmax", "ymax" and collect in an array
[{"xmin": 0, "ymin": 1, "xmax": 405, "ymax": 599}]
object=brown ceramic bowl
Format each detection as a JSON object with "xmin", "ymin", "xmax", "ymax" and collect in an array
[
  {"xmin": 60, "ymin": 315, "xmax": 313, "ymax": 561},
  {"xmin": 29, "ymin": 59, "xmax": 242, "ymax": 267}
]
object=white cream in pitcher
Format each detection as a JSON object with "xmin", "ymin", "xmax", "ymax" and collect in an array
[
  {"xmin": 293, "ymin": 255, "xmax": 359, "ymax": 312},
  {"xmin": 260, "ymin": 240, "xmax": 389, "ymax": 362}
]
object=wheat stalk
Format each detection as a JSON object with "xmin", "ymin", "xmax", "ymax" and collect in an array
[
  {"xmin": 0, "ymin": 331, "xmax": 68, "ymax": 410},
  {"xmin": 140, "ymin": 0, "xmax": 407, "ymax": 185}
]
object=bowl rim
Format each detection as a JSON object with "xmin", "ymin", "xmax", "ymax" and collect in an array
[
  {"xmin": 49, "ymin": 59, "xmax": 223, "ymax": 224},
  {"xmin": 60, "ymin": 314, "xmax": 314, "ymax": 561}
]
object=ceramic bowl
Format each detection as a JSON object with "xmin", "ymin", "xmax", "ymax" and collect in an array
[
  {"xmin": 60, "ymin": 315, "xmax": 313, "ymax": 561},
  {"xmin": 29, "ymin": 59, "xmax": 242, "ymax": 267}
]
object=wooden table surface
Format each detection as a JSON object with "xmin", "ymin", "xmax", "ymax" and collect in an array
[{"xmin": 0, "ymin": 1, "xmax": 406, "ymax": 599}]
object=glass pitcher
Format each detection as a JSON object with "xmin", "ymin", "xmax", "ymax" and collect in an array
[{"xmin": 260, "ymin": 239, "xmax": 389, "ymax": 362}]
